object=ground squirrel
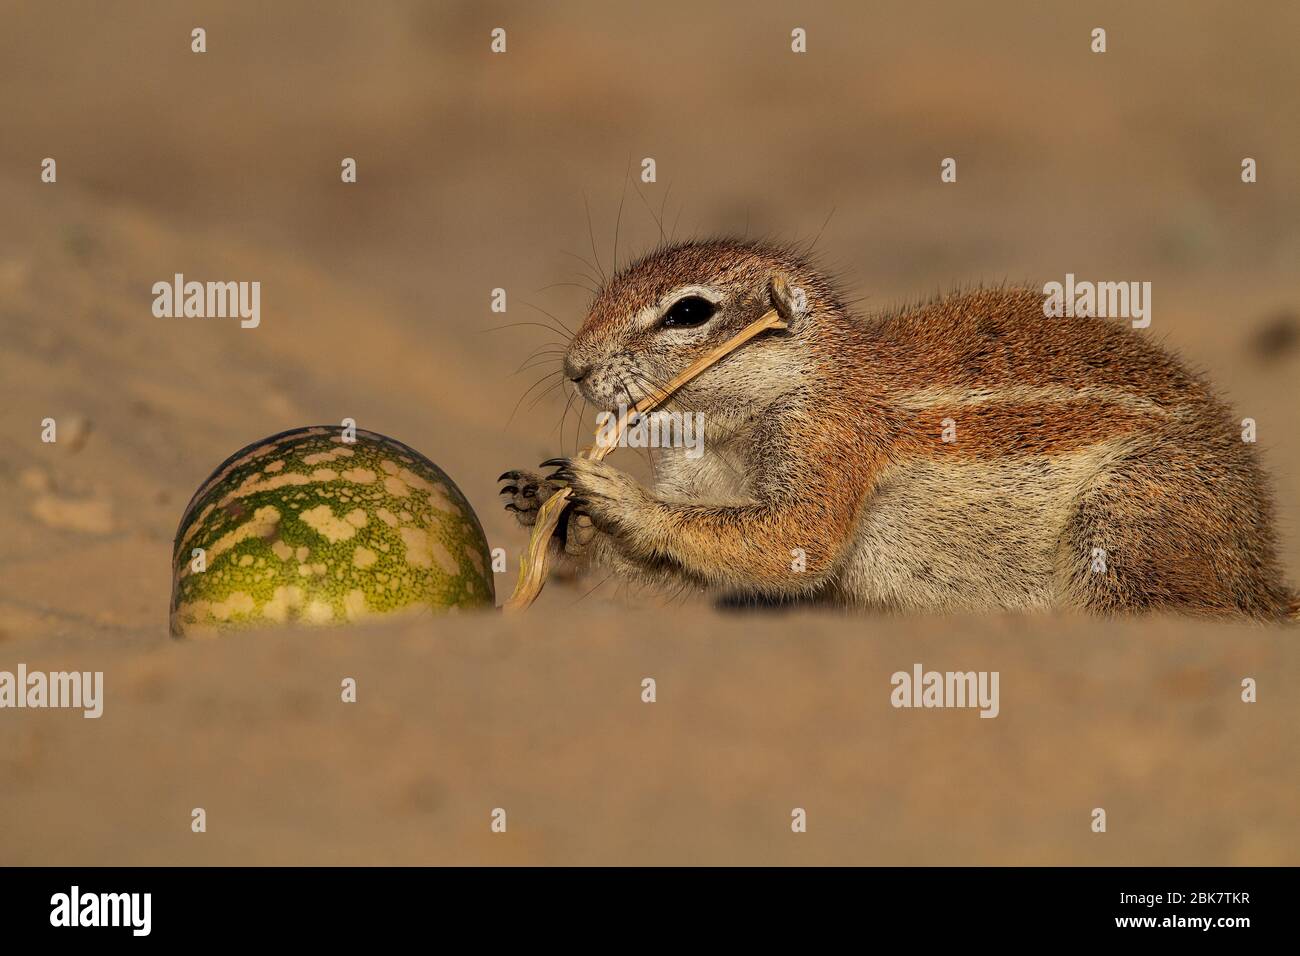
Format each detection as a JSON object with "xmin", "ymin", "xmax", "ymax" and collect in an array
[{"xmin": 500, "ymin": 238, "xmax": 1296, "ymax": 619}]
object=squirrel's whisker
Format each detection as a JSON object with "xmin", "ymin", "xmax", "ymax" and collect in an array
[{"xmin": 505, "ymin": 369, "xmax": 565, "ymax": 429}]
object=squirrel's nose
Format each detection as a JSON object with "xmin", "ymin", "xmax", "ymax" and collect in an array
[{"xmin": 565, "ymin": 359, "xmax": 591, "ymax": 383}]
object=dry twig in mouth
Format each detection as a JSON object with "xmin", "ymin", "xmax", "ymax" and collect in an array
[{"xmin": 504, "ymin": 306, "xmax": 788, "ymax": 612}]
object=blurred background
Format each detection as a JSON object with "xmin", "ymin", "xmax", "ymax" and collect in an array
[{"xmin": 0, "ymin": 0, "xmax": 1296, "ymax": 864}]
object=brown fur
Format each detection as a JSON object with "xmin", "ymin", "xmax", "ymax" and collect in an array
[{"xmin": 501, "ymin": 239, "xmax": 1296, "ymax": 620}]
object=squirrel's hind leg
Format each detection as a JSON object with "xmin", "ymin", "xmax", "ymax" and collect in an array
[{"xmin": 1056, "ymin": 440, "xmax": 1293, "ymax": 620}]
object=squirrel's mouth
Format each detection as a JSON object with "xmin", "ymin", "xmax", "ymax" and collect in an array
[
  {"xmin": 613, "ymin": 377, "xmax": 643, "ymax": 409},
  {"xmin": 572, "ymin": 368, "xmax": 639, "ymax": 414}
]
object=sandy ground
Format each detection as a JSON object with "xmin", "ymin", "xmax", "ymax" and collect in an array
[
  {"xmin": 3, "ymin": 612, "xmax": 1297, "ymax": 866},
  {"xmin": 0, "ymin": 0, "xmax": 1297, "ymax": 864}
]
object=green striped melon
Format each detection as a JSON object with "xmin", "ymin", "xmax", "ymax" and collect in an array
[{"xmin": 170, "ymin": 426, "xmax": 494, "ymax": 637}]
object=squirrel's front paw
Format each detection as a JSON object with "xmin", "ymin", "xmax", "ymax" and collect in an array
[
  {"xmin": 498, "ymin": 469, "xmax": 563, "ymax": 527},
  {"xmin": 543, "ymin": 457, "xmax": 651, "ymax": 534}
]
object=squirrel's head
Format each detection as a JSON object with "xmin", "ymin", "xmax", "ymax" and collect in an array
[{"xmin": 564, "ymin": 239, "xmax": 842, "ymax": 415}]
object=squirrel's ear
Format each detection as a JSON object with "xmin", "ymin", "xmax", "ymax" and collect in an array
[{"xmin": 768, "ymin": 274, "xmax": 812, "ymax": 332}]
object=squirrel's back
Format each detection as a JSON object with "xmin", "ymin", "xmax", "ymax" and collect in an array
[{"xmin": 826, "ymin": 287, "xmax": 1294, "ymax": 620}]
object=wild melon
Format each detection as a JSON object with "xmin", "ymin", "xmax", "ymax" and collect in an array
[{"xmin": 170, "ymin": 426, "xmax": 494, "ymax": 637}]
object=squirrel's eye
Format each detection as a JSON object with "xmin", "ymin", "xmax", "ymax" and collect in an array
[{"xmin": 660, "ymin": 296, "xmax": 716, "ymax": 328}]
